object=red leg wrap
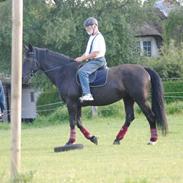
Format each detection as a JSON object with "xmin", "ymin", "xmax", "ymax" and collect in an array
[
  {"xmin": 150, "ymin": 128, "xmax": 158, "ymax": 142},
  {"xmin": 80, "ymin": 127, "xmax": 91, "ymax": 139},
  {"xmin": 69, "ymin": 129, "xmax": 76, "ymax": 144},
  {"xmin": 116, "ymin": 127, "xmax": 128, "ymax": 140}
]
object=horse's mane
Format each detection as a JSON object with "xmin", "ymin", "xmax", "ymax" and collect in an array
[
  {"xmin": 47, "ymin": 49, "xmax": 75, "ymax": 63},
  {"xmin": 35, "ymin": 47, "xmax": 76, "ymax": 64}
]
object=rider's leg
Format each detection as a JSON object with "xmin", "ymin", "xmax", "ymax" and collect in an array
[{"xmin": 78, "ymin": 59, "xmax": 106, "ymax": 96}]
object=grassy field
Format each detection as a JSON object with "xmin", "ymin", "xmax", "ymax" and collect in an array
[{"xmin": 0, "ymin": 114, "xmax": 183, "ymax": 183}]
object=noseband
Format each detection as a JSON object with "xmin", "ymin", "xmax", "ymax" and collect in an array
[{"xmin": 25, "ymin": 49, "xmax": 40, "ymax": 78}]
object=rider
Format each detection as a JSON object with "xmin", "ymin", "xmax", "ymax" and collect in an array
[{"xmin": 75, "ymin": 17, "xmax": 107, "ymax": 102}]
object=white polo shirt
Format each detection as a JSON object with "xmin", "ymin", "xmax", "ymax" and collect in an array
[{"xmin": 85, "ymin": 32, "xmax": 106, "ymax": 58}]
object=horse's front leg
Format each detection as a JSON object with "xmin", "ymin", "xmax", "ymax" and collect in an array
[
  {"xmin": 65, "ymin": 102, "xmax": 78, "ymax": 145},
  {"xmin": 76, "ymin": 105, "xmax": 98, "ymax": 145}
]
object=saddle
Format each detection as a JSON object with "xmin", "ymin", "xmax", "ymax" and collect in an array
[{"xmin": 76, "ymin": 66, "xmax": 109, "ymax": 87}]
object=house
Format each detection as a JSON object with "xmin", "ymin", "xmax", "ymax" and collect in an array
[
  {"xmin": 135, "ymin": 22, "xmax": 163, "ymax": 57},
  {"xmin": 137, "ymin": 0, "xmax": 181, "ymax": 57},
  {"xmin": 0, "ymin": 75, "xmax": 40, "ymax": 122}
]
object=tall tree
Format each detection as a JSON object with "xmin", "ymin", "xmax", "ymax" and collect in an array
[
  {"xmin": 0, "ymin": 0, "xmax": 11, "ymax": 73},
  {"xmin": 43, "ymin": 0, "xmax": 143, "ymax": 65},
  {"xmin": 164, "ymin": 7, "xmax": 183, "ymax": 46}
]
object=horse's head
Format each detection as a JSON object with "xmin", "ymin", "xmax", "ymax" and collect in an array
[{"xmin": 22, "ymin": 44, "xmax": 40, "ymax": 84}]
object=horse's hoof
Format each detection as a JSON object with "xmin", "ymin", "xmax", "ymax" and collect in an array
[
  {"xmin": 65, "ymin": 138, "xmax": 76, "ymax": 146},
  {"xmin": 65, "ymin": 141, "xmax": 75, "ymax": 146},
  {"xmin": 113, "ymin": 139, "xmax": 120, "ymax": 145},
  {"xmin": 90, "ymin": 136, "xmax": 98, "ymax": 145},
  {"xmin": 65, "ymin": 142, "xmax": 73, "ymax": 146},
  {"xmin": 147, "ymin": 140, "xmax": 157, "ymax": 145}
]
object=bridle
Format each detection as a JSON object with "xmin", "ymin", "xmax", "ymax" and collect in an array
[
  {"xmin": 24, "ymin": 49, "xmax": 40, "ymax": 79},
  {"xmin": 24, "ymin": 48, "xmax": 78, "ymax": 79}
]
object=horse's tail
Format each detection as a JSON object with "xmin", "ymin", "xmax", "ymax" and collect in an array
[{"xmin": 145, "ymin": 67, "xmax": 168, "ymax": 135}]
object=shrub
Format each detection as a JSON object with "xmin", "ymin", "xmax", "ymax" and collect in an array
[
  {"xmin": 36, "ymin": 86, "xmax": 62, "ymax": 116},
  {"xmin": 33, "ymin": 100, "xmax": 183, "ymax": 127},
  {"xmin": 164, "ymin": 80, "xmax": 183, "ymax": 103},
  {"xmin": 166, "ymin": 101, "xmax": 183, "ymax": 115},
  {"xmin": 139, "ymin": 42, "xmax": 183, "ymax": 79},
  {"xmin": 97, "ymin": 102, "xmax": 125, "ymax": 118}
]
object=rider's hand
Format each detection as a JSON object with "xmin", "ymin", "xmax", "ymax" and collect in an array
[{"xmin": 75, "ymin": 57, "xmax": 83, "ymax": 62}]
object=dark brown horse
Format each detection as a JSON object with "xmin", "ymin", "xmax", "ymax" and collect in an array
[{"xmin": 23, "ymin": 44, "xmax": 168, "ymax": 145}]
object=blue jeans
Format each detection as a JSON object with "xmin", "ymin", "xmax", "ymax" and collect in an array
[{"xmin": 78, "ymin": 57, "xmax": 106, "ymax": 95}]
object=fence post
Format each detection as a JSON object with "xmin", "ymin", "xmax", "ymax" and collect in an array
[{"xmin": 91, "ymin": 106, "xmax": 98, "ymax": 117}]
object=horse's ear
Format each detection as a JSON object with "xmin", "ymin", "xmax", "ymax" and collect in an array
[{"xmin": 28, "ymin": 44, "xmax": 33, "ymax": 52}]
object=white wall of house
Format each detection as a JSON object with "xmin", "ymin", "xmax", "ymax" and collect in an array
[
  {"xmin": 138, "ymin": 36, "xmax": 160, "ymax": 57},
  {"xmin": 22, "ymin": 87, "xmax": 40, "ymax": 119}
]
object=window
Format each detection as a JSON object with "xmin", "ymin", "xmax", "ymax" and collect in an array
[
  {"xmin": 30, "ymin": 92, "xmax": 35, "ymax": 102},
  {"xmin": 143, "ymin": 41, "xmax": 152, "ymax": 56}
]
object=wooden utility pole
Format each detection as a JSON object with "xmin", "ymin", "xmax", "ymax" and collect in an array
[{"xmin": 10, "ymin": 0, "xmax": 23, "ymax": 178}]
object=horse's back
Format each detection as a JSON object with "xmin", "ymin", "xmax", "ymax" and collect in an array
[
  {"xmin": 109, "ymin": 64, "xmax": 149, "ymax": 82},
  {"xmin": 108, "ymin": 64, "xmax": 151, "ymax": 98}
]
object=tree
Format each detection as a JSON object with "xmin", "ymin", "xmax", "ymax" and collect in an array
[
  {"xmin": 0, "ymin": 0, "xmax": 11, "ymax": 73},
  {"xmin": 23, "ymin": 0, "xmax": 50, "ymax": 46},
  {"xmin": 164, "ymin": 7, "xmax": 183, "ymax": 46},
  {"xmin": 0, "ymin": 0, "xmax": 51, "ymax": 74},
  {"xmin": 0, "ymin": 0, "xmax": 148, "ymax": 75},
  {"xmin": 43, "ymin": 0, "xmax": 144, "ymax": 65}
]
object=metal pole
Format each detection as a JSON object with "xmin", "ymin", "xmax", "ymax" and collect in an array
[{"xmin": 10, "ymin": 0, "xmax": 23, "ymax": 178}]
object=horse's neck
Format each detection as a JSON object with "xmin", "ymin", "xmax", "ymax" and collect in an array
[
  {"xmin": 38, "ymin": 49, "xmax": 65, "ymax": 69},
  {"xmin": 37, "ymin": 49, "xmax": 77, "ymax": 86}
]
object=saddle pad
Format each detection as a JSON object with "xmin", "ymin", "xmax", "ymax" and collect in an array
[{"xmin": 76, "ymin": 67, "xmax": 109, "ymax": 87}]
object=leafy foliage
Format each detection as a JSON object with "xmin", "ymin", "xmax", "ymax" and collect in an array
[
  {"xmin": 0, "ymin": 0, "xmax": 146, "ymax": 81},
  {"xmin": 164, "ymin": 80, "xmax": 183, "ymax": 103},
  {"xmin": 164, "ymin": 7, "xmax": 183, "ymax": 46},
  {"xmin": 42, "ymin": 0, "xmax": 143, "ymax": 64},
  {"xmin": 139, "ymin": 42, "xmax": 183, "ymax": 79},
  {"xmin": 36, "ymin": 85, "xmax": 62, "ymax": 116},
  {"xmin": 0, "ymin": 0, "xmax": 11, "ymax": 73}
]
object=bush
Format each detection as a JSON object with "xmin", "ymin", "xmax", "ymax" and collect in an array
[
  {"xmin": 166, "ymin": 101, "xmax": 183, "ymax": 115},
  {"xmin": 33, "ymin": 100, "xmax": 183, "ymax": 127},
  {"xmin": 164, "ymin": 80, "xmax": 183, "ymax": 103},
  {"xmin": 139, "ymin": 42, "xmax": 183, "ymax": 79},
  {"xmin": 98, "ymin": 102, "xmax": 125, "ymax": 118},
  {"xmin": 33, "ymin": 106, "xmax": 68, "ymax": 127},
  {"xmin": 36, "ymin": 86, "xmax": 62, "ymax": 116}
]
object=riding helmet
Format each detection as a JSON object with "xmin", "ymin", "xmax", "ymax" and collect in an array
[{"xmin": 83, "ymin": 17, "xmax": 98, "ymax": 27}]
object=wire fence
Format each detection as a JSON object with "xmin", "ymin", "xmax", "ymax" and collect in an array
[
  {"xmin": 3, "ymin": 92, "xmax": 183, "ymax": 117},
  {"xmin": 2, "ymin": 78, "xmax": 183, "ymax": 117}
]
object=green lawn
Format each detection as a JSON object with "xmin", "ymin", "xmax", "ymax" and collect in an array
[{"xmin": 0, "ymin": 114, "xmax": 183, "ymax": 183}]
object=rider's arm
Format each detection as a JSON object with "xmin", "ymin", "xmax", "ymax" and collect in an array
[{"xmin": 75, "ymin": 51, "xmax": 100, "ymax": 62}]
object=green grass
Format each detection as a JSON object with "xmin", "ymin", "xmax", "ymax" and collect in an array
[{"xmin": 0, "ymin": 115, "xmax": 183, "ymax": 183}]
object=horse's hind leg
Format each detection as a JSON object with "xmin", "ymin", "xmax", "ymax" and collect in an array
[
  {"xmin": 137, "ymin": 100, "xmax": 157, "ymax": 145},
  {"xmin": 76, "ymin": 105, "xmax": 98, "ymax": 145},
  {"xmin": 113, "ymin": 97, "xmax": 135, "ymax": 145}
]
